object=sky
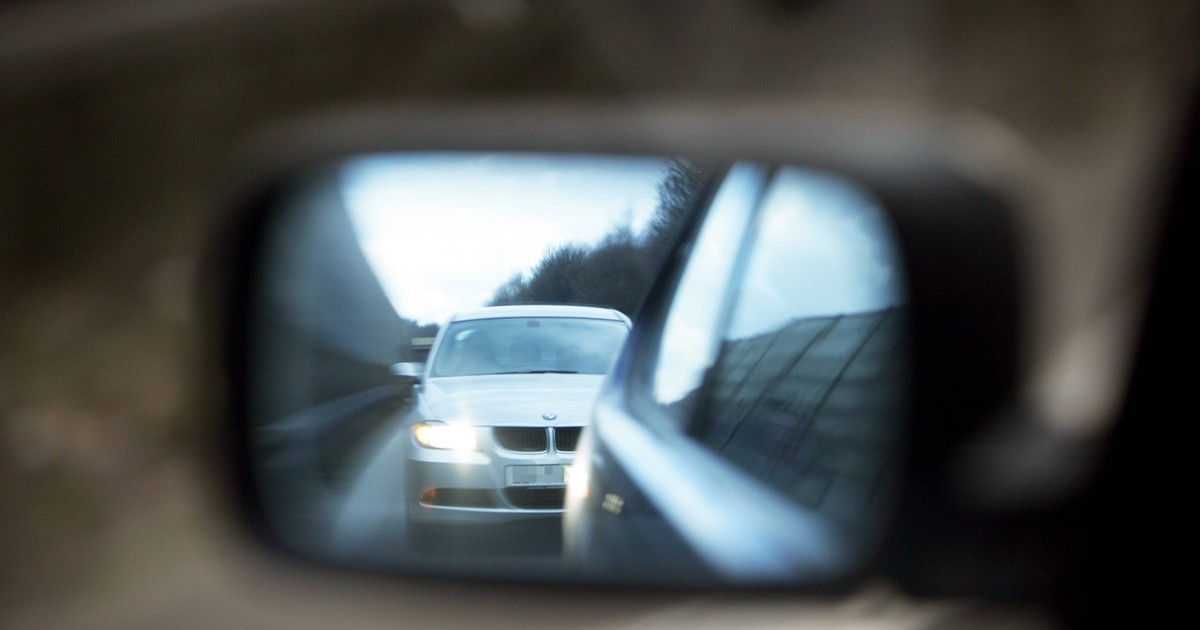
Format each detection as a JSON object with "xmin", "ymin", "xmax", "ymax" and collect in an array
[
  {"xmin": 341, "ymin": 153, "xmax": 668, "ymax": 324},
  {"xmin": 341, "ymin": 154, "xmax": 903, "ymax": 343}
]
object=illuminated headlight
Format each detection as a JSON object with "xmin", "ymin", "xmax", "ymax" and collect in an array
[
  {"xmin": 412, "ymin": 422, "xmax": 477, "ymax": 451},
  {"xmin": 566, "ymin": 462, "xmax": 589, "ymax": 502}
]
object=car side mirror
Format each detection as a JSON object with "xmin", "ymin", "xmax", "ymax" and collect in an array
[
  {"xmin": 217, "ymin": 105, "xmax": 1019, "ymax": 592},
  {"xmin": 389, "ymin": 362, "xmax": 423, "ymax": 385}
]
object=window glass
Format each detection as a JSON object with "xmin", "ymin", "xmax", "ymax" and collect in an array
[
  {"xmin": 430, "ymin": 317, "xmax": 629, "ymax": 376},
  {"xmin": 648, "ymin": 164, "xmax": 765, "ymax": 422},
  {"xmin": 687, "ymin": 168, "xmax": 908, "ymax": 527}
]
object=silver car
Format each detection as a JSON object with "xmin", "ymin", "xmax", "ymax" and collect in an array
[{"xmin": 401, "ymin": 305, "xmax": 630, "ymax": 531}]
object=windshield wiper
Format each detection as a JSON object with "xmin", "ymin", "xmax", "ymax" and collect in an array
[{"xmin": 494, "ymin": 369, "xmax": 580, "ymax": 374}]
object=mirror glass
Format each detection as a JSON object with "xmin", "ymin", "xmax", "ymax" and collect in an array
[{"xmin": 245, "ymin": 152, "xmax": 907, "ymax": 584}]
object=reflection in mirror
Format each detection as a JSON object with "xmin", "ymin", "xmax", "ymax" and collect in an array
[
  {"xmin": 245, "ymin": 153, "xmax": 907, "ymax": 585},
  {"xmin": 565, "ymin": 165, "xmax": 908, "ymax": 584}
]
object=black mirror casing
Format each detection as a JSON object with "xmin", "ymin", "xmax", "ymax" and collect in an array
[{"xmin": 211, "ymin": 105, "xmax": 1023, "ymax": 595}]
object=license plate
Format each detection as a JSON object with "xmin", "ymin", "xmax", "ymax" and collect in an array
[{"xmin": 506, "ymin": 464, "xmax": 567, "ymax": 486}]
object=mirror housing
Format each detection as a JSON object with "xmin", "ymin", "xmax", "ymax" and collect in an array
[{"xmin": 215, "ymin": 104, "xmax": 1022, "ymax": 594}]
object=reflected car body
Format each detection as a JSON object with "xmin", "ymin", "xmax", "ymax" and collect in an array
[{"xmin": 404, "ymin": 305, "xmax": 630, "ymax": 528}]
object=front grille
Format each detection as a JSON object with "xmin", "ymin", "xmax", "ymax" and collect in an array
[
  {"xmin": 504, "ymin": 487, "xmax": 567, "ymax": 510},
  {"xmin": 554, "ymin": 427, "xmax": 583, "ymax": 452},
  {"xmin": 494, "ymin": 427, "xmax": 547, "ymax": 452},
  {"xmin": 420, "ymin": 488, "xmax": 496, "ymax": 508}
]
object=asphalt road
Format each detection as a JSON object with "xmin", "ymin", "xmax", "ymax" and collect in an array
[{"xmin": 328, "ymin": 411, "xmax": 568, "ymax": 578}]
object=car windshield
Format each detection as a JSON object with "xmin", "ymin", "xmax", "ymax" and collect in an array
[{"xmin": 429, "ymin": 317, "xmax": 629, "ymax": 377}]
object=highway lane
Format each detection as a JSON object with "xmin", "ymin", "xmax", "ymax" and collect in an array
[{"xmin": 329, "ymin": 410, "xmax": 568, "ymax": 576}]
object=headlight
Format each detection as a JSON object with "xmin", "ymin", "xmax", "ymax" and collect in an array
[
  {"xmin": 566, "ymin": 462, "xmax": 589, "ymax": 502},
  {"xmin": 412, "ymin": 422, "xmax": 477, "ymax": 451}
]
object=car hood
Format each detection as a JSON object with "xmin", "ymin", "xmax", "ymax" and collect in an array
[{"xmin": 418, "ymin": 373, "xmax": 606, "ymax": 427}]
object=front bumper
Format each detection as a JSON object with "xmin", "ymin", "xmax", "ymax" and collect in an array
[{"xmin": 405, "ymin": 427, "xmax": 576, "ymax": 526}]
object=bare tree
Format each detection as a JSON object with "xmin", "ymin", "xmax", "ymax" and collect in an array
[{"xmin": 487, "ymin": 159, "xmax": 710, "ymax": 317}]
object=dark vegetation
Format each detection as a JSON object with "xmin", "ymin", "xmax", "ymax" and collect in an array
[{"xmin": 489, "ymin": 159, "xmax": 708, "ymax": 317}]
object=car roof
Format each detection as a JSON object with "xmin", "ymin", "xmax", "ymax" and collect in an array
[{"xmin": 447, "ymin": 304, "xmax": 630, "ymax": 324}]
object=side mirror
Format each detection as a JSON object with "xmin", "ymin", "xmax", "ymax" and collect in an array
[
  {"xmin": 220, "ymin": 106, "xmax": 1019, "ymax": 592},
  {"xmin": 389, "ymin": 362, "xmax": 423, "ymax": 385}
]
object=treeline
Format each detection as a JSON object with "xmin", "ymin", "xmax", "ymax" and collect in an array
[{"xmin": 488, "ymin": 159, "xmax": 708, "ymax": 317}]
